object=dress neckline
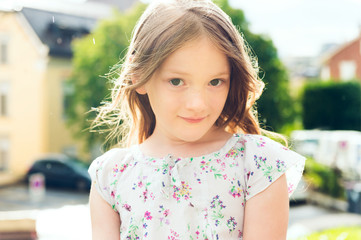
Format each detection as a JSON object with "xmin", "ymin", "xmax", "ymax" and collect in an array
[{"xmin": 131, "ymin": 133, "xmax": 241, "ymax": 163}]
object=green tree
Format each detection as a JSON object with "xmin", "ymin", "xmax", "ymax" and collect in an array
[
  {"xmin": 302, "ymin": 81, "xmax": 361, "ymax": 131},
  {"xmin": 215, "ymin": 0, "xmax": 295, "ymax": 132},
  {"xmin": 66, "ymin": 3, "xmax": 146, "ymax": 150},
  {"xmin": 67, "ymin": 0, "xmax": 295, "ymax": 150}
]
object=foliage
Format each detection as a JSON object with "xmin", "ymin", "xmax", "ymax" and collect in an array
[
  {"xmin": 292, "ymin": 226, "xmax": 361, "ymax": 240},
  {"xmin": 303, "ymin": 158, "xmax": 345, "ymax": 199},
  {"xmin": 66, "ymin": 3, "xmax": 147, "ymax": 149},
  {"xmin": 302, "ymin": 81, "xmax": 361, "ymax": 131},
  {"xmin": 67, "ymin": 0, "xmax": 295, "ymax": 149},
  {"xmin": 214, "ymin": 0, "xmax": 296, "ymax": 132}
]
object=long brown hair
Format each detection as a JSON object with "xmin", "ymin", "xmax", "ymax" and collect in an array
[{"xmin": 92, "ymin": 0, "xmax": 264, "ymax": 148}]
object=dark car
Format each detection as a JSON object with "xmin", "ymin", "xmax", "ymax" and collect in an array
[{"xmin": 26, "ymin": 154, "xmax": 91, "ymax": 191}]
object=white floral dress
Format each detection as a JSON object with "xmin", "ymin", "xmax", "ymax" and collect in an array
[{"xmin": 88, "ymin": 133, "xmax": 305, "ymax": 239}]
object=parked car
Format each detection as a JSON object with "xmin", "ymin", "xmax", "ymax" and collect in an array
[{"xmin": 26, "ymin": 154, "xmax": 91, "ymax": 191}]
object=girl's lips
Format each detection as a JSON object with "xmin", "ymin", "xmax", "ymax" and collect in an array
[{"xmin": 180, "ymin": 116, "xmax": 206, "ymax": 123}]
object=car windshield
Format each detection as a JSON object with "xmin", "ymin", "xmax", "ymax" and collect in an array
[{"xmin": 67, "ymin": 158, "xmax": 89, "ymax": 172}]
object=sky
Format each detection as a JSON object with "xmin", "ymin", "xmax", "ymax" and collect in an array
[
  {"xmin": 141, "ymin": 0, "xmax": 361, "ymax": 58},
  {"xmin": 2, "ymin": 0, "xmax": 361, "ymax": 58},
  {"xmin": 229, "ymin": 0, "xmax": 361, "ymax": 58}
]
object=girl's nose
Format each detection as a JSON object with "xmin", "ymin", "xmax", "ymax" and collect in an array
[{"xmin": 185, "ymin": 89, "xmax": 207, "ymax": 112}]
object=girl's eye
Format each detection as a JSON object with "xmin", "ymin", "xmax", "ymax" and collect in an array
[
  {"xmin": 209, "ymin": 79, "xmax": 222, "ymax": 86},
  {"xmin": 169, "ymin": 78, "xmax": 184, "ymax": 86}
]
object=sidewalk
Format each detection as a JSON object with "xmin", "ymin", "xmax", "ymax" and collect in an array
[
  {"xmin": 0, "ymin": 173, "xmax": 22, "ymax": 188},
  {"xmin": 287, "ymin": 212, "xmax": 361, "ymax": 239},
  {"xmin": 287, "ymin": 190, "xmax": 361, "ymax": 239},
  {"xmin": 2, "ymin": 203, "xmax": 361, "ymax": 240},
  {"xmin": 0, "ymin": 204, "xmax": 91, "ymax": 240}
]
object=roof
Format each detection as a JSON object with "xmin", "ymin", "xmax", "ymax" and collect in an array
[
  {"xmin": 322, "ymin": 34, "xmax": 361, "ymax": 64},
  {"xmin": 21, "ymin": 7, "xmax": 97, "ymax": 58},
  {"xmin": 88, "ymin": 0, "xmax": 136, "ymax": 10}
]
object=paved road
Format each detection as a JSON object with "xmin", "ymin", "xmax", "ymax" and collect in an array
[
  {"xmin": 0, "ymin": 183, "xmax": 356, "ymax": 240},
  {"xmin": 0, "ymin": 183, "xmax": 89, "ymax": 211}
]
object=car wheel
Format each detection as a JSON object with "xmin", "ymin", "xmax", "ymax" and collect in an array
[{"xmin": 76, "ymin": 179, "xmax": 88, "ymax": 191}]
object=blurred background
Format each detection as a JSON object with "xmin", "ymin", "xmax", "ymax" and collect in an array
[{"xmin": 0, "ymin": 0, "xmax": 360, "ymax": 239}]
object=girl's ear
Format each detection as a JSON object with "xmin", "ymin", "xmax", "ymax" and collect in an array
[
  {"xmin": 135, "ymin": 86, "xmax": 147, "ymax": 95},
  {"xmin": 129, "ymin": 54, "xmax": 147, "ymax": 95},
  {"xmin": 131, "ymin": 76, "xmax": 147, "ymax": 95}
]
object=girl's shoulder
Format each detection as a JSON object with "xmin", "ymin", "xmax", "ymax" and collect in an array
[
  {"xmin": 88, "ymin": 147, "xmax": 137, "ymax": 176},
  {"xmin": 236, "ymin": 133, "xmax": 306, "ymax": 199},
  {"xmin": 234, "ymin": 133, "xmax": 287, "ymax": 150},
  {"xmin": 232, "ymin": 133, "xmax": 287, "ymax": 149},
  {"xmin": 236, "ymin": 133, "xmax": 305, "ymax": 168}
]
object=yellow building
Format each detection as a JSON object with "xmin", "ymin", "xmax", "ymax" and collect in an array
[{"xmin": 0, "ymin": 7, "xmax": 98, "ymax": 181}]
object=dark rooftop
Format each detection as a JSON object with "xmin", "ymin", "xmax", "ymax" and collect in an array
[
  {"xmin": 87, "ymin": 0, "xmax": 136, "ymax": 11},
  {"xmin": 21, "ymin": 7, "xmax": 97, "ymax": 58}
]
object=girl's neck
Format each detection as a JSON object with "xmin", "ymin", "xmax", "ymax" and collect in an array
[{"xmin": 139, "ymin": 126, "xmax": 232, "ymax": 158}]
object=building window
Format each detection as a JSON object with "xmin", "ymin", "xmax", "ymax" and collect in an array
[
  {"xmin": 0, "ymin": 41, "xmax": 8, "ymax": 64},
  {"xmin": 62, "ymin": 80, "xmax": 74, "ymax": 119},
  {"xmin": 0, "ymin": 137, "xmax": 10, "ymax": 171},
  {"xmin": 0, "ymin": 82, "xmax": 10, "ymax": 117},
  {"xmin": 321, "ymin": 66, "xmax": 330, "ymax": 80},
  {"xmin": 339, "ymin": 60, "xmax": 356, "ymax": 81},
  {"xmin": 0, "ymin": 82, "xmax": 9, "ymax": 117},
  {"xmin": 62, "ymin": 145, "xmax": 77, "ymax": 158}
]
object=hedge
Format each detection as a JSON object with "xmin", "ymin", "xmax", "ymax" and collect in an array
[
  {"xmin": 303, "ymin": 158, "xmax": 345, "ymax": 199},
  {"xmin": 302, "ymin": 81, "xmax": 361, "ymax": 131},
  {"xmin": 292, "ymin": 226, "xmax": 361, "ymax": 240}
]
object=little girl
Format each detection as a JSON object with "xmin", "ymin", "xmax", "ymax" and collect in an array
[{"xmin": 88, "ymin": 0, "xmax": 305, "ymax": 239}]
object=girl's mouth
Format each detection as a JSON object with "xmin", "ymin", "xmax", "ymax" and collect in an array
[{"xmin": 179, "ymin": 116, "xmax": 206, "ymax": 123}]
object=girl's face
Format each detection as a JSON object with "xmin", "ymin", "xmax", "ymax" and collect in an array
[{"xmin": 141, "ymin": 36, "xmax": 230, "ymax": 143}]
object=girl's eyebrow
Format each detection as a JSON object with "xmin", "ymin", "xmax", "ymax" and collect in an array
[{"xmin": 164, "ymin": 69, "xmax": 230, "ymax": 77}]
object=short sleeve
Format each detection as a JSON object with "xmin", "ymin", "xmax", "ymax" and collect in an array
[
  {"xmin": 88, "ymin": 148, "xmax": 127, "ymax": 211},
  {"xmin": 244, "ymin": 135, "xmax": 306, "ymax": 201}
]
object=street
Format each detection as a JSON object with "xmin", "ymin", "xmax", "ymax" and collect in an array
[
  {"xmin": 0, "ymin": 183, "xmax": 354, "ymax": 240},
  {"xmin": 0, "ymin": 183, "xmax": 89, "ymax": 211}
]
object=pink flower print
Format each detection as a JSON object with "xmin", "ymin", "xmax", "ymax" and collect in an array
[
  {"xmin": 123, "ymin": 204, "xmax": 131, "ymax": 212},
  {"xmin": 256, "ymin": 139, "xmax": 266, "ymax": 147},
  {"xmin": 119, "ymin": 164, "xmax": 128, "ymax": 172},
  {"xmin": 168, "ymin": 229, "xmax": 180, "ymax": 240},
  {"xmin": 112, "ymin": 164, "xmax": 128, "ymax": 176},
  {"xmin": 225, "ymin": 148, "xmax": 238, "ymax": 158},
  {"xmin": 159, "ymin": 206, "xmax": 170, "ymax": 225},
  {"xmin": 144, "ymin": 211, "xmax": 152, "ymax": 220},
  {"xmin": 195, "ymin": 230, "xmax": 200, "ymax": 236},
  {"xmin": 288, "ymin": 183, "xmax": 294, "ymax": 194},
  {"xmin": 226, "ymin": 216, "xmax": 237, "ymax": 232},
  {"xmin": 138, "ymin": 181, "xmax": 144, "ymax": 188},
  {"xmin": 276, "ymin": 159, "xmax": 286, "ymax": 172},
  {"xmin": 143, "ymin": 189, "xmax": 148, "ymax": 202},
  {"xmin": 229, "ymin": 185, "xmax": 242, "ymax": 198},
  {"xmin": 223, "ymin": 174, "xmax": 228, "ymax": 180},
  {"xmin": 111, "ymin": 191, "xmax": 115, "ymax": 198},
  {"xmin": 245, "ymin": 185, "xmax": 251, "ymax": 196},
  {"xmin": 246, "ymin": 170, "xmax": 254, "ymax": 180},
  {"xmin": 172, "ymin": 181, "xmax": 192, "ymax": 202},
  {"xmin": 200, "ymin": 161, "xmax": 207, "ymax": 170}
]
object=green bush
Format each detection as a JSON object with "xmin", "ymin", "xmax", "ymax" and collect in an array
[
  {"xmin": 292, "ymin": 226, "xmax": 361, "ymax": 240},
  {"xmin": 304, "ymin": 158, "xmax": 345, "ymax": 199},
  {"xmin": 302, "ymin": 81, "xmax": 361, "ymax": 131}
]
